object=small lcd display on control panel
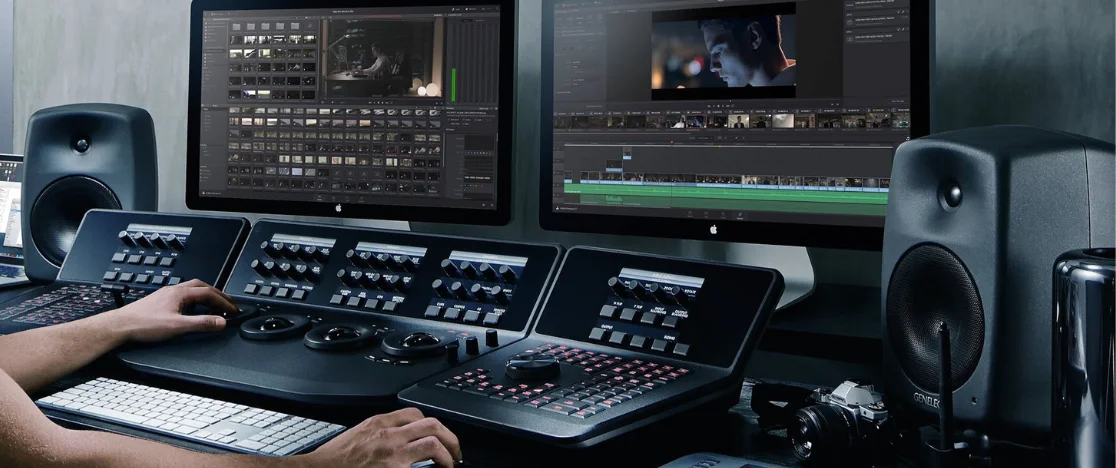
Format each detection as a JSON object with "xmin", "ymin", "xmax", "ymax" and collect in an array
[{"xmin": 425, "ymin": 251, "xmax": 527, "ymax": 327}]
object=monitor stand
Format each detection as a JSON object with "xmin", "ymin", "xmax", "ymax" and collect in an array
[{"xmin": 725, "ymin": 243, "xmax": 815, "ymax": 310}]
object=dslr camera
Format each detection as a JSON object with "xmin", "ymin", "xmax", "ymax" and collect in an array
[{"xmin": 790, "ymin": 380, "xmax": 897, "ymax": 466}]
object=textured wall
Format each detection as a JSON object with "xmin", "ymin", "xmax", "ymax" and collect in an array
[
  {"xmin": 10, "ymin": 0, "xmax": 1116, "ymax": 281},
  {"xmin": 0, "ymin": 0, "xmax": 13, "ymax": 153}
]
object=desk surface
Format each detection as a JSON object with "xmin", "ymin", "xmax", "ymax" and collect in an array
[{"xmin": 6, "ymin": 281, "xmax": 883, "ymax": 467}]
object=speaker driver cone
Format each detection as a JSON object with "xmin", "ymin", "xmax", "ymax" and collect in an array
[
  {"xmin": 886, "ymin": 243, "xmax": 985, "ymax": 392},
  {"xmin": 30, "ymin": 175, "xmax": 121, "ymax": 267}
]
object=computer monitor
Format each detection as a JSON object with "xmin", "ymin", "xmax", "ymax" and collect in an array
[
  {"xmin": 0, "ymin": 155, "xmax": 24, "ymax": 261},
  {"xmin": 539, "ymin": 0, "xmax": 931, "ymax": 249},
  {"xmin": 187, "ymin": 0, "xmax": 516, "ymax": 225}
]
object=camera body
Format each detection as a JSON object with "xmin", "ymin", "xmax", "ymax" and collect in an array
[{"xmin": 791, "ymin": 380, "xmax": 897, "ymax": 466}]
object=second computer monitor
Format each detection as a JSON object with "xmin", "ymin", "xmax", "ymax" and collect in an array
[
  {"xmin": 186, "ymin": 0, "xmax": 516, "ymax": 225},
  {"xmin": 540, "ymin": 0, "xmax": 931, "ymax": 249}
]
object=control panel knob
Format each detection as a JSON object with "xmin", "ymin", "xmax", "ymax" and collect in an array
[
  {"xmin": 459, "ymin": 261, "xmax": 477, "ymax": 279},
  {"xmin": 465, "ymin": 336, "xmax": 480, "ymax": 355},
  {"xmin": 119, "ymin": 230, "xmax": 134, "ymax": 246},
  {"xmin": 401, "ymin": 256, "xmax": 418, "ymax": 272},
  {"xmin": 382, "ymin": 254, "xmax": 400, "ymax": 270},
  {"xmin": 348, "ymin": 270, "xmax": 366, "ymax": 287},
  {"xmin": 165, "ymin": 234, "xmax": 184, "ymax": 250},
  {"xmin": 251, "ymin": 259, "xmax": 271, "ymax": 277},
  {"xmin": 262, "ymin": 241, "xmax": 280, "ymax": 257},
  {"xmin": 393, "ymin": 276, "xmax": 409, "ymax": 293},
  {"xmin": 667, "ymin": 286, "xmax": 690, "ymax": 306},
  {"xmin": 608, "ymin": 277, "xmax": 630, "ymax": 297},
  {"xmin": 479, "ymin": 263, "xmax": 498, "ymax": 281},
  {"xmin": 300, "ymin": 245, "xmax": 318, "ymax": 261},
  {"xmin": 640, "ymin": 282, "xmax": 660, "ymax": 302},
  {"xmin": 449, "ymin": 281, "xmax": 469, "ymax": 300},
  {"xmin": 469, "ymin": 283, "xmax": 487, "ymax": 302},
  {"xmin": 485, "ymin": 329, "xmax": 499, "ymax": 347},
  {"xmin": 134, "ymin": 232, "xmax": 152, "ymax": 247},
  {"xmin": 291, "ymin": 264, "xmax": 308, "ymax": 281},
  {"xmin": 305, "ymin": 266, "xmax": 322, "ymax": 283},
  {"xmin": 505, "ymin": 353, "xmax": 560, "ymax": 380},
  {"xmin": 498, "ymin": 265, "xmax": 518, "ymax": 284},
  {"xmin": 273, "ymin": 262, "xmax": 292, "ymax": 278},
  {"xmin": 490, "ymin": 286, "xmax": 509, "ymax": 305},
  {"xmin": 446, "ymin": 341, "xmax": 460, "ymax": 365},
  {"xmin": 152, "ymin": 234, "xmax": 168, "ymax": 249},
  {"xmin": 284, "ymin": 244, "xmax": 302, "ymax": 259},
  {"xmin": 628, "ymin": 280, "xmax": 646, "ymax": 299},
  {"xmin": 432, "ymin": 279, "xmax": 450, "ymax": 297},
  {"xmin": 346, "ymin": 249, "xmax": 367, "ymax": 267},
  {"xmin": 271, "ymin": 242, "xmax": 286, "ymax": 257},
  {"xmin": 337, "ymin": 268, "xmax": 357, "ymax": 286},
  {"xmin": 361, "ymin": 272, "xmax": 381, "ymax": 289},
  {"xmin": 440, "ymin": 259, "xmax": 458, "ymax": 276},
  {"xmin": 376, "ymin": 274, "xmax": 395, "ymax": 291},
  {"xmin": 368, "ymin": 253, "xmax": 388, "ymax": 268}
]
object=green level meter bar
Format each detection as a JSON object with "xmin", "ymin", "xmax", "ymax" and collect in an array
[
  {"xmin": 563, "ymin": 183, "xmax": 888, "ymax": 204},
  {"xmin": 451, "ymin": 68, "xmax": 457, "ymax": 102}
]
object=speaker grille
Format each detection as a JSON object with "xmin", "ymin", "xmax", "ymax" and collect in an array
[
  {"xmin": 30, "ymin": 176, "xmax": 121, "ymax": 266},
  {"xmin": 887, "ymin": 243, "xmax": 985, "ymax": 392}
]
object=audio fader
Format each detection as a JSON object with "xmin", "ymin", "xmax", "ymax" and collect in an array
[
  {"xmin": 118, "ymin": 219, "xmax": 562, "ymax": 405},
  {"xmin": 399, "ymin": 247, "xmax": 784, "ymax": 447}
]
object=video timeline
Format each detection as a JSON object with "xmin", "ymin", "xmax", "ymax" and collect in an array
[
  {"xmin": 568, "ymin": 171, "xmax": 890, "ymax": 193},
  {"xmin": 555, "ymin": 110, "xmax": 909, "ymax": 130}
]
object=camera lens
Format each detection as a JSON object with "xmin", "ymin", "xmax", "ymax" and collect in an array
[{"xmin": 791, "ymin": 405, "xmax": 853, "ymax": 463}]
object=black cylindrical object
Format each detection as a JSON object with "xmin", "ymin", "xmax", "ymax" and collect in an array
[{"xmin": 1053, "ymin": 248, "xmax": 1114, "ymax": 468}]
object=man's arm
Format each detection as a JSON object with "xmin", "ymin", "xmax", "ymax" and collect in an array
[{"xmin": 0, "ymin": 280, "xmax": 233, "ymax": 394}]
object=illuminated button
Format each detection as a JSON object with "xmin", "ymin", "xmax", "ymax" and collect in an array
[{"xmin": 244, "ymin": 284, "xmax": 259, "ymax": 295}]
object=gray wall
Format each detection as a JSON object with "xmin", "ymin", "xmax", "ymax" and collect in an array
[
  {"xmin": 9, "ymin": 0, "xmax": 1116, "ymax": 276},
  {"xmin": 0, "ymin": 0, "xmax": 12, "ymax": 153}
]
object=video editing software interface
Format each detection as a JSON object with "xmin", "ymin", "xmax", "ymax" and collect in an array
[
  {"xmin": 550, "ymin": 0, "xmax": 913, "ymax": 227},
  {"xmin": 197, "ymin": 6, "xmax": 501, "ymax": 210},
  {"xmin": 0, "ymin": 160, "xmax": 22, "ymax": 260}
]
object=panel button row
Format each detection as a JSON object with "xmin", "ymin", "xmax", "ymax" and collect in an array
[
  {"xmin": 243, "ymin": 284, "xmax": 308, "ymax": 301},
  {"xmin": 328, "ymin": 294, "xmax": 399, "ymax": 312},
  {"xmin": 424, "ymin": 306, "xmax": 501, "ymax": 326},
  {"xmin": 599, "ymin": 305, "xmax": 681, "ymax": 329},
  {"xmin": 589, "ymin": 327, "xmax": 689, "ymax": 357},
  {"xmin": 112, "ymin": 253, "xmax": 176, "ymax": 268},
  {"xmin": 103, "ymin": 271, "xmax": 178, "ymax": 286}
]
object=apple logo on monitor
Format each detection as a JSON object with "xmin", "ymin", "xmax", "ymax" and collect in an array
[
  {"xmin": 335, "ymin": 204, "xmax": 342, "ymax": 213},
  {"xmin": 710, "ymin": 225, "xmax": 718, "ymax": 235}
]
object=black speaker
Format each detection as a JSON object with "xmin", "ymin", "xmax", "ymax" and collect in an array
[
  {"xmin": 881, "ymin": 125, "xmax": 1115, "ymax": 442},
  {"xmin": 22, "ymin": 104, "xmax": 159, "ymax": 282}
]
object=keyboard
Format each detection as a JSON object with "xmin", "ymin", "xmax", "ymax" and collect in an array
[
  {"xmin": 0, "ymin": 264, "xmax": 23, "ymax": 278},
  {"xmin": 657, "ymin": 453, "xmax": 787, "ymax": 468},
  {"xmin": 36, "ymin": 378, "xmax": 345, "ymax": 456},
  {"xmin": 0, "ymin": 284, "xmax": 145, "ymax": 325}
]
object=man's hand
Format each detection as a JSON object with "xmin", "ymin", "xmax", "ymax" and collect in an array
[
  {"xmin": 301, "ymin": 408, "xmax": 462, "ymax": 468},
  {"xmin": 98, "ymin": 279, "xmax": 237, "ymax": 343}
]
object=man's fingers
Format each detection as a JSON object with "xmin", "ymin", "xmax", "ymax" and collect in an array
[
  {"xmin": 177, "ymin": 314, "xmax": 227, "ymax": 332},
  {"xmin": 404, "ymin": 436, "xmax": 455, "ymax": 468},
  {"xmin": 180, "ymin": 286, "xmax": 237, "ymax": 313},
  {"xmin": 393, "ymin": 418, "xmax": 462, "ymax": 461},
  {"xmin": 181, "ymin": 278, "xmax": 207, "ymax": 288},
  {"xmin": 363, "ymin": 407, "xmax": 425, "ymax": 429}
]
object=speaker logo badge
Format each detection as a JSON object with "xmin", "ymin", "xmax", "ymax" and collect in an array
[
  {"xmin": 913, "ymin": 392, "xmax": 940, "ymax": 409},
  {"xmin": 335, "ymin": 204, "xmax": 342, "ymax": 213},
  {"xmin": 709, "ymin": 225, "xmax": 718, "ymax": 235}
]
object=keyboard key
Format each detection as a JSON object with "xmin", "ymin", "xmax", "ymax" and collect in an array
[
  {"xmin": 589, "ymin": 327, "xmax": 607, "ymax": 341},
  {"xmin": 291, "ymin": 289, "xmax": 307, "ymax": 301},
  {"xmin": 608, "ymin": 332, "xmax": 628, "ymax": 345},
  {"xmin": 159, "ymin": 257, "xmax": 176, "ymax": 268},
  {"xmin": 168, "ymin": 277, "xmax": 182, "ymax": 286},
  {"xmin": 463, "ymin": 310, "xmax": 481, "ymax": 323},
  {"xmin": 639, "ymin": 312, "xmax": 659, "ymax": 325},
  {"xmin": 329, "ymin": 294, "xmax": 343, "ymax": 305},
  {"xmin": 103, "ymin": 271, "xmax": 118, "ymax": 281},
  {"xmin": 629, "ymin": 336, "xmax": 647, "ymax": 349},
  {"xmin": 244, "ymin": 284, "xmax": 259, "ymax": 295},
  {"xmin": 134, "ymin": 274, "xmax": 151, "ymax": 285},
  {"xmin": 673, "ymin": 343, "xmax": 690, "ymax": 357},
  {"xmin": 381, "ymin": 301, "xmax": 398, "ymax": 312},
  {"xmin": 540, "ymin": 403, "xmax": 579, "ymax": 415},
  {"xmin": 651, "ymin": 339, "xmax": 669, "ymax": 352},
  {"xmin": 111, "ymin": 253, "xmax": 127, "ymax": 263},
  {"xmin": 482, "ymin": 312, "xmax": 500, "ymax": 326},
  {"xmin": 234, "ymin": 440, "xmax": 268, "ymax": 451},
  {"xmin": 662, "ymin": 315, "xmax": 680, "ymax": 329},
  {"xmin": 143, "ymin": 256, "xmax": 158, "ymax": 266},
  {"xmin": 444, "ymin": 308, "xmax": 461, "ymax": 320},
  {"xmin": 424, "ymin": 306, "xmax": 442, "ymax": 318},
  {"xmin": 599, "ymin": 305, "xmax": 617, "ymax": 318},
  {"xmin": 127, "ymin": 255, "xmax": 142, "ymax": 265},
  {"xmin": 619, "ymin": 308, "xmax": 638, "ymax": 321},
  {"xmin": 82, "ymin": 406, "xmax": 149, "ymax": 425},
  {"xmin": 151, "ymin": 276, "xmax": 167, "ymax": 286},
  {"xmin": 259, "ymin": 286, "xmax": 274, "ymax": 296}
]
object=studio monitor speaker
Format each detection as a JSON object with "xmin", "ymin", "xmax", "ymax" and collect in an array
[
  {"xmin": 22, "ymin": 104, "xmax": 159, "ymax": 282},
  {"xmin": 881, "ymin": 125, "xmax": 1114, "ymax": 442}
]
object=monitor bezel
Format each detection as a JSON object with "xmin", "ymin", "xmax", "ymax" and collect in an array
[
  {"xmin": 187, "ymin": 0, "xmax": 516, "ymax": 226},
  {"xmin": 538, "ymin": 0, "xmax": 932, "ymax": 250}
]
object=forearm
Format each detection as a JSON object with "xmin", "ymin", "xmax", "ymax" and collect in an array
[
  {"xmin": 49, "ymin": 429, "xmax": 311, "ymax": 468},
  {"xmin": 0, "ymin": 313, "xmax": 127, "ymax": 393}
]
